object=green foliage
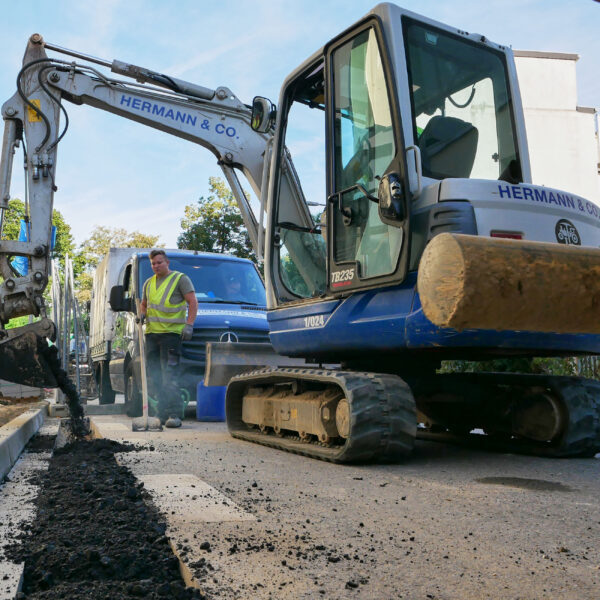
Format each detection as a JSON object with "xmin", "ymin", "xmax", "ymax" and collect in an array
[
  {"xmin": 280, "ymin": 254, "xmax": 310, "ymax": 297},
  {"xmin": 75, "ymin": 225, "xmax": 162, "ymax": 303},
  {"xmin": 75, "ymin": 272, "xmax": 94, "ymax": 304},
  {"xmin": 2, "ymin": 198, "xmax": 75, "ymax": 266},
  {"xmin": 532, "ymin": 357, "xmax": 578, "ymax": 377},
  {"xmin": 440, "ymin": 357, "xmax": 579, "ymax": 376},
  {"xmin": 177, "ymin": 177, "xmax": 256, "ymax": 261},
  {"xmin": 5, "ymin": 315, "xmax": 34, "ymax": 330},
  {"xmin": 78, "ymin": 225, "xmax": 162, "ymax": 269}
]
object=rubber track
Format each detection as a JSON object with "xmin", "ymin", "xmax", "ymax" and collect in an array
[
  {"xmin": 417, "ymin": 373, "xmax": 600, "ymax": 458},
  {"xmin": 226, "ymin": 368, "xmax": 417, "ymax": 464}
]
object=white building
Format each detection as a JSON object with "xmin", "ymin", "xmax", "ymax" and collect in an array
[{"xmin": 514, "ymin": 50, "xmax": 600, "ymax": 203}]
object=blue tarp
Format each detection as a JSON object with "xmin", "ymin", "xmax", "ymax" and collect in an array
[
  {"xmin": 10, "ymin": 220, "xmax": 57, "ymax": 276},
  {"xmin": 10, "ymin": 220, "xmax": 30, "ymax": 275}
]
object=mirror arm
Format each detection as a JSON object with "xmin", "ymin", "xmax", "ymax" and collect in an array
[
  {"xmin": 356, "ymin": 183, "xmax": 379, "ymax": 203},
  {"xmin": 328, "ymin": 184, "xmax": 378, "ymax": 228}
]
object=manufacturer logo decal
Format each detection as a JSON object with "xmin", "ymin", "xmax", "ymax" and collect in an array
[
  {"xmin": 555, "ymin": 219, "xmax": 580, "ymax": 245},
  {"xmin": 219, "ymin": 331, "xmax": 239, "ymax": 343}
]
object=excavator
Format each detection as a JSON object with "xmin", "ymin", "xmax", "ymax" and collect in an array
[{"xmin": 2, "ymin": 3, "xmax": 600, "ymax": 462}]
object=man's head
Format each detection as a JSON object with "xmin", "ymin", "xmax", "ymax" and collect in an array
[
  {"xmin": 149, "ymin": 249, "xmax": 170, "ymax": 277},
  {"xmin": 225, "ymin": 274, "xmax": 241, "ymax": 296}
]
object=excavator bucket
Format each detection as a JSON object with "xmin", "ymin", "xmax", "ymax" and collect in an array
[{"xmin": 0, "ymin": 330, "xmax": 58, "ymax": 388}]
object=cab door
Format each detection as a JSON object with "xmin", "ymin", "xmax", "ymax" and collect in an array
[{"xmin": 326, "ymin": 21, "xmax": 411, "ymax": 294}]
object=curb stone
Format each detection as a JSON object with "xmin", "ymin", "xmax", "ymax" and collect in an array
[{"xmin": 0, "ymin": 408, "xmax": 46, "ymax": 480}]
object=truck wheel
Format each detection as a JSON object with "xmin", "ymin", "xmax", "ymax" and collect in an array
[
  {"xmin": 97, "ymin": 361, "xmax": 115, "ymax": 405},
  {"xmin": 125, "ymin": 365, "xmax": 142, "ymax": 417}
]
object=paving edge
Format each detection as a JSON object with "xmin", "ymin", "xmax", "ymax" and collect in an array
[{"xmin": 0, "ymin": 408, "xmax": 47, "ymax": 480}]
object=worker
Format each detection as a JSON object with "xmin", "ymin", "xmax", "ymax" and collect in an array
[
  {"xmin": 224, "ymin": 274, "xmax": 242, "ymax": 300},
  {"xmin": 140, "ymin": 249, "xmax": 198, "ymax": 428}
]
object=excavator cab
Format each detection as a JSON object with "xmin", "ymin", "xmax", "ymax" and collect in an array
[
  {"xmin": 259, "ymin": 4, "xmax": 526, "ymax": 366},
  {"xmin": 266, "ymin": 22, "xmax": 411, "ymax": 307},
  {"xmin": 265, "ymin": 4, "xmax": 527, "ymax": 318}
]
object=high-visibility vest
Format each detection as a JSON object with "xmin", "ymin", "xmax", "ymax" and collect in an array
[{"xmin": 145, "ymin": 271, "xmax": 187, "ymax": 334}]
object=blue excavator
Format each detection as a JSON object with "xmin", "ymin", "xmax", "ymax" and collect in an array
[
  {"xmin": 2, "ymin": 4, "xmax": 600, "ymax": 461},
  {"xmin": 219, "ymin": 3, "xmax": 600, "ymax": 462}
]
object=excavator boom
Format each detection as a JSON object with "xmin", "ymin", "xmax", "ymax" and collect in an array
[{"xmin": 0, "ymin": 34, "xmax": 288, "ymax": 386}]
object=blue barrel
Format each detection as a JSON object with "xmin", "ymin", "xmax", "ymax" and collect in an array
[{"xmin": 196, "ymin": 379, "xmax": 226, "ymax": 421}]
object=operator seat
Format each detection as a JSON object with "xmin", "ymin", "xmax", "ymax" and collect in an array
[{"xmin": 418, "ymin": 116, "xmax": 478, "ymax": 179}]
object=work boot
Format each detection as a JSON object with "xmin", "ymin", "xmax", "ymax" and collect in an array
[{"xmin": 165, "ymin": 415, "xmax": 182, "ymax": 428}]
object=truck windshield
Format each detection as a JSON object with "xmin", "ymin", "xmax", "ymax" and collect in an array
[
  {"xmin": 403, "ymin": 18, "xmax": 521, "ymax": 183},
  {"xmin": 140, "ymin": 256, "xmax": 266, "ymax": 306}
]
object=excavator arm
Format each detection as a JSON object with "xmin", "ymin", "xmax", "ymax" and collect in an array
[{"xmin": 0, "ymin": 34, "xmax": 307, "ymax": 386}]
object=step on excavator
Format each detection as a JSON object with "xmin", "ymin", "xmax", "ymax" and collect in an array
[{"xmin": 2, "ymin": 3, "xmax": 600, "ymax": 462}]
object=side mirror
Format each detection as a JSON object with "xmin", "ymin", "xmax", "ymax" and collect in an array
[
  {"xmin": 378, "ymin": 173, "xmax": 406, "ymax": 226},
  {"xmin": 109, "ymin": 285, "xmax": 132, "ymax": 312},
  {"xmin": 251, "ymin": 96, "xmax": 276, "ymax": 133}
]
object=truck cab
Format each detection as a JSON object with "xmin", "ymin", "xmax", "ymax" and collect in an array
[{"xmin": 109, "ymin": 250, "xmax": 269, "ymax": 416}]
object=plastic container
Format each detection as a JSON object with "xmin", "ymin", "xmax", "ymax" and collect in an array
[{"xmin": 196, "ymin": 379, "xmax": 226, "ymax": 421}]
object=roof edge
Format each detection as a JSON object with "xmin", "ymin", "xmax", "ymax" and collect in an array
[{"xmin": 514, "ymin": 50, "xmax": 579, "ymax": 61}]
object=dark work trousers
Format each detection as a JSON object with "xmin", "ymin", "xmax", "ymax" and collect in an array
[{"xmin": 144, "ymin": 332, "xmax": 183, "ymax": 420}]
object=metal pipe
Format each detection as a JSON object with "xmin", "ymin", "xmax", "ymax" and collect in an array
[
  {"xmin": 42, "ymin": 40, "xmax": 112, "ymax": 69},
  {"xmin": 42, "ymin": 38, "xmax": 215, "ymax": 101},
  {"xmin": 0, "ymin": 119, "xmax": 18, "ymax": 212},
  {"xmin": 51, "ymin": 260, "xmax": 61, "ymax": 332},
  {"xmin": 61, "ymin": 255, "xmax": 70, "ymax": 376},
  {"xmin": 257, "ymin": 138, "xmax": 273, "ymax": 262},
  {"xmin": 221, "ymin": 164, "xmax": 259, "ymax": 252},
  {"xmin": 67, "ymin": 258, "xmax": 80, "ymax": 395}
]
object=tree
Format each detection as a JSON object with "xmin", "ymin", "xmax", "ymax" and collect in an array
[
  {"xmin": 0, "ymin": 199, "xmax": 76, "ymax": 328},
  {"xmin": 2, "ymin": 198, "xmax": 75, "ymax": 265},
  {"xmin": 75, "ymin": 225, "xmax": 163, "ymax": 302},
  {"xmin": 177, "ymin": 177, "xmax": 256, "ymax": 261},
  {"xmin": 78, "ymin": 225, "xmax": 162, "ymax": 270}
]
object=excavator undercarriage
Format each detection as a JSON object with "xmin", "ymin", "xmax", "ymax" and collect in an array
[
  {"xmin": 225, "ymin": 367, "xmax": 600, "ymax": 463},
  {"xmin": 226, "ymin": 368, "xmax": 417, "ymax": 463}
]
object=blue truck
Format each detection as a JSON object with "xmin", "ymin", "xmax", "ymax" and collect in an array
[{"xmin": 90, "ymin": 248, "xmax": 268, "ymax": 416}]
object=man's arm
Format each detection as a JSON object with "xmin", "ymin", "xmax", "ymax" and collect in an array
[
  {"xmin": 184, "ymin": 291, "xmax": 198, "ymax": 325},
  {"xmin": 181, "ymin": 291, "xmax": 197, "ymax": 341},
  {"xmin": 140, "ymin": 279, "xmax": 149, "ymax": 316}
]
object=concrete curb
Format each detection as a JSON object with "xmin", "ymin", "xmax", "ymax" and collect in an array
[{"xmin": 0, "ymin": 407, "xmax": 47, "ymax": 480}]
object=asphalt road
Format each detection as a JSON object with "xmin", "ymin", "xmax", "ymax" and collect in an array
[{"xmin": 90, "ymin": 415, "xmax": 600, "ymax": 600}]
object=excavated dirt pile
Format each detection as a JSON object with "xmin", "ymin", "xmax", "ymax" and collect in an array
[{"xmin": 7, "ymin": 438, "xmax": 207, "ymax": 599}]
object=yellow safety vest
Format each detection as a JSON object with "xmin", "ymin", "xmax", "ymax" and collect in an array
[{"xmin": 145, "ymin": 271, "xmax": 187, "ymax": 334}]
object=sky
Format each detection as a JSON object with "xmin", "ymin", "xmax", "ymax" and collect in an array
[{"xmin": 1, "ymin": 0, "xmax": 598, "ymax": 249}]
